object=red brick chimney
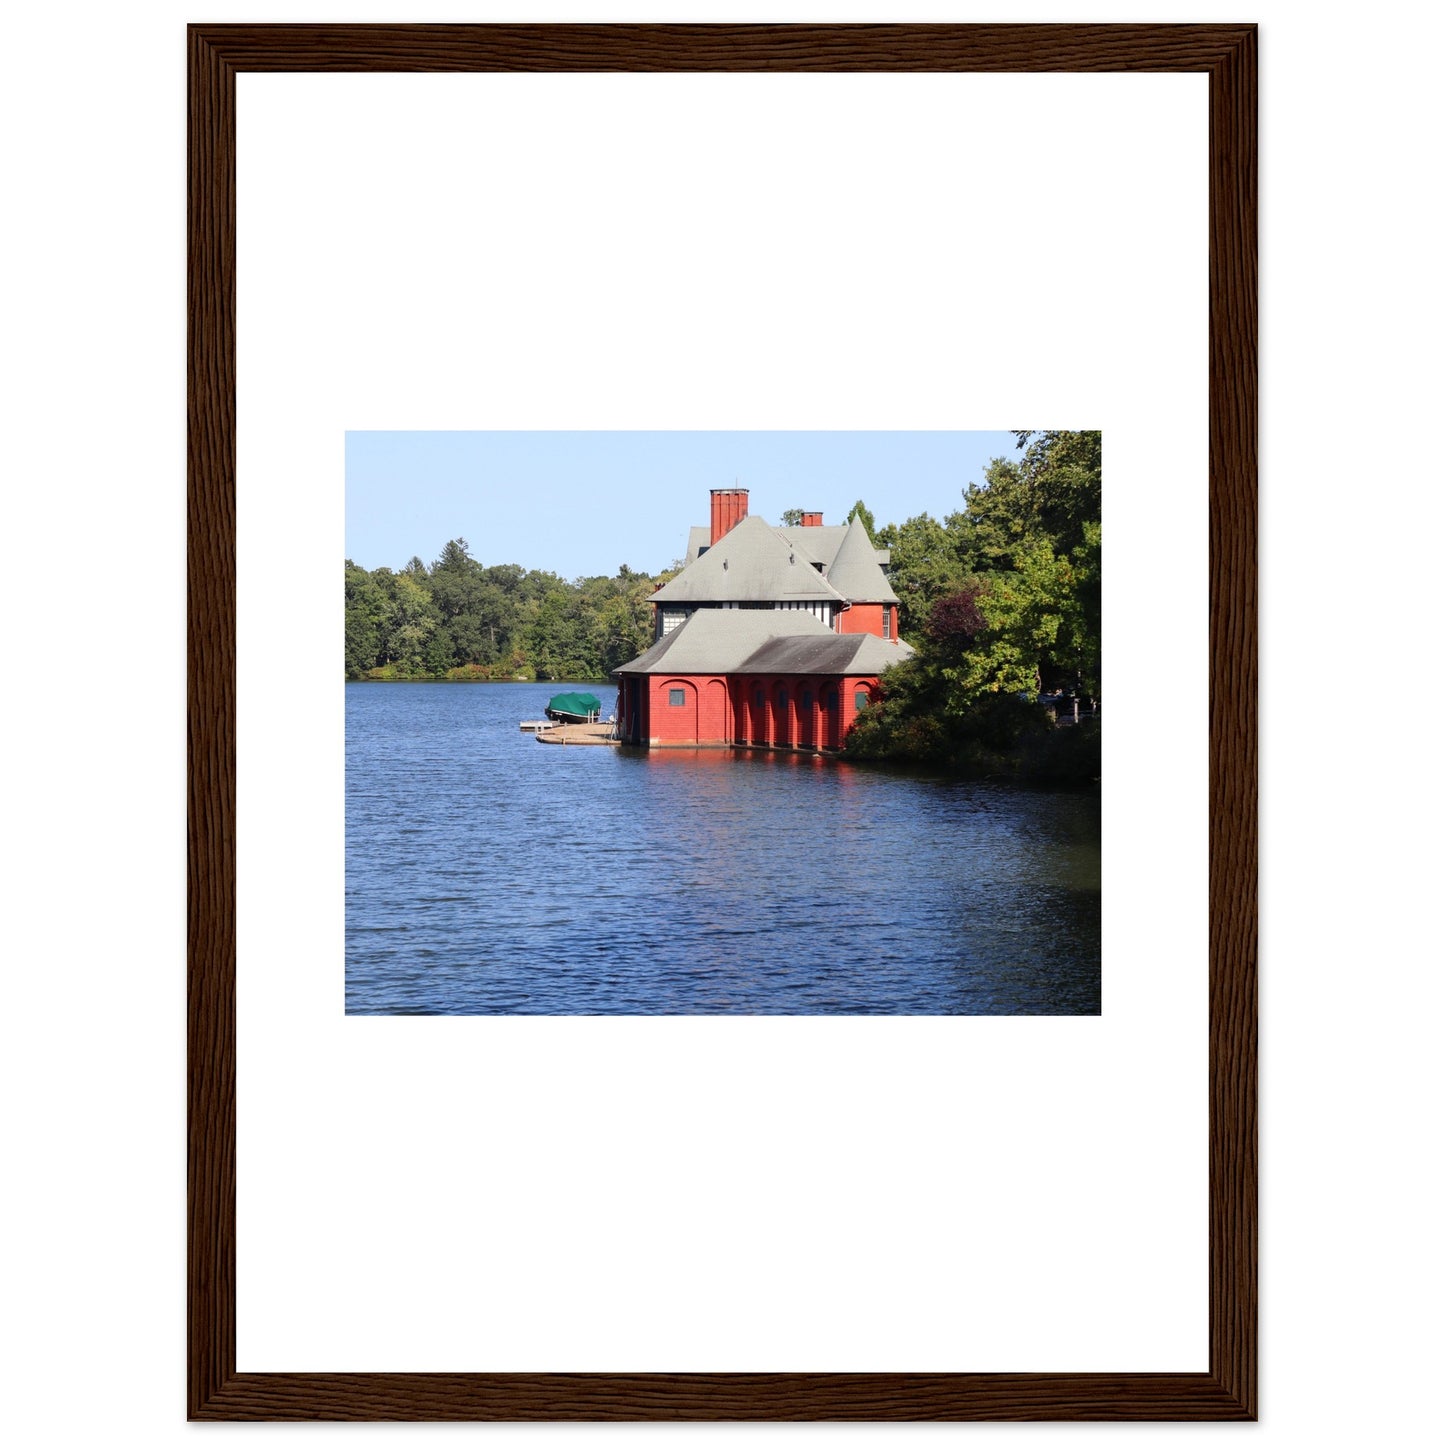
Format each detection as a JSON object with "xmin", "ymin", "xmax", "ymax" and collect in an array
[
  {"xmin": 800, "ymin": 511, "xmax": 823, "ymax": 527},
  {"xmin": 710, "ymin": 488, "xmax": 749, "ymax": 545}
]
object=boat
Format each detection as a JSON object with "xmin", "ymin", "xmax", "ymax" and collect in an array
[{"xmin": 544, "ymin": 691, "xmax": 603, "ymax": 724}]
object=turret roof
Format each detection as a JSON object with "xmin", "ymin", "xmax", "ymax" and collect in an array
[{"xmin": 822, "ymin": 515, "xmax": 899, "ymax": 603}]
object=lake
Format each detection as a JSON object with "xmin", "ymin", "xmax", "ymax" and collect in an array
[{"xmin": 346, "ymin": 682, "xmax": 1101, "ymax": 1015}]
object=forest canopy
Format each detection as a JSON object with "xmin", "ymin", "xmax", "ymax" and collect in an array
[{"xmin": 344, "ymin": 543, "xmax": 673, "ymax": 682}]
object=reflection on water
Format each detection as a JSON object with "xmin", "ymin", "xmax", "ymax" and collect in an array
[{"xmin": 346, "ymin": 683, "xmax": 1101, "ymax": 1015}]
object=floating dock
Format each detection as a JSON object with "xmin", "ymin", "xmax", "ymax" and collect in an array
[
  {"xmin": 535, "ymin": 722, "xmax": 619, "ymax": 746},
  {"xmin": 519, "ymin": 719, "xmax": 555, "ymax": 732}
]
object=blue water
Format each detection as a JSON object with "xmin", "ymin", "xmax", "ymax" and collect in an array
[{"xmin": 346, "ymin": 683, "xmax": 1101, "ymax": 1015}]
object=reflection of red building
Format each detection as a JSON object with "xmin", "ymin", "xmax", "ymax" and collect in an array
[{"xmin": 614, "ymin": 490, "xmax": 912, "ymax": 749}]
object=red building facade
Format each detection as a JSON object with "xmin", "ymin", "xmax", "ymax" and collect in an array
[
  {"xmin": 620, "ymin": 671, "xmax": 882, "ymax": 750},
  {"xmin": 613, "ymin": 492, "xmax": 909, "ymax": 750}
]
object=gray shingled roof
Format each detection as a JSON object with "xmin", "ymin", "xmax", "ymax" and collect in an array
[
  {"xmin": 689, "ymin": 521, "xmax": 889, "ymax": 569},
  {"xmin": 612, "ymin": 607, "xmax": 914, "ymax": 677},
  {"xmin": 823, "ymin": 515, "xmax": 900, "ymax": 603},
  {"xmin": 684, "ymin": 526, "xmax": 712, "ymax": 564},
  {"xmin": 774, "ymin": 524, "xmax": 849, "ymax": 567},
  {"xmin": 736, "ymin": 632, "xmax": 913, "ymax": 675},
  {"xmin": 651, "ymin": 514, "xmax": 846, "ymax": 605},
  {"xmin": 845, "ymin": 632, "xmax": 915, "ymax": 672},
  {"xmin": 613, "ymin": 608, "xmax": 832, "ymax": 675}
]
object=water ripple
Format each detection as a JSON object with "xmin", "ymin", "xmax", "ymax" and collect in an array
[{"xmin": 346, "ymin": 683, "xmax": 1100, "ymax": 1015}]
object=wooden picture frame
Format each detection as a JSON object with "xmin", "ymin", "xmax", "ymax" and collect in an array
[{"xmin": 188, "ymin": 23, "xmax": 1256, "ymax": 1422}]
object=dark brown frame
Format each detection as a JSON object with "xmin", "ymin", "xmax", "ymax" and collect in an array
[{"xmin": 189, "ymin": 23, "xmax": 1256, "ymax": 1422}]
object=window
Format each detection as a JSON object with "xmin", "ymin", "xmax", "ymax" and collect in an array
[
  {"xmin": 802, "ymin": 689, "xmax": 813, "ymax": 711},
  {"xmin": 754, "ymin": 688, "xmax": 764, "ymax": 707},
  {"xmin": 855, "ymin": 689, "xmax": 870, "ymax": 711},
  {"xmin": 825, "ymin": 691, "xmax": 838, "ymax": 712},
  {"xmin": 668, "ymin": 688, "xmax": 685, "ymax": 707},
  {"xmin": 883, "ymin": 607, "xmax": 891, "ymax": 638}
]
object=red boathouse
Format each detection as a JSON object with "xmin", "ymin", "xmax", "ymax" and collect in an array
[{"xmin": 613, "ymin": 490, "xmax": 912, "ymax": 749}]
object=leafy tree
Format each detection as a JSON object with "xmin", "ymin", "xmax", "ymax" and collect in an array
[
  {"xmin": 433, "ymin": 538, "xmax": 472, "ymax": 574},
  {"xmin": 955, "ymin": 430, "xmax": 1101, "ymax": 572},
  {"xmin": 780, "ymin": 508, "xmax": 805, "ymax": 527},
  {"xmin": 875, "ymin": 512, "xmax": 969, "ymax": 640},
  {"xmin": 927, "ymin": 581, "xmax": 987, "ymax": 646},
  {"xmin": 344, "ymin": 560, "xmax": 393, "ymax": 678},
  {"xmin": 426, "ymin": 539, "xmax": 490, "ymax": 667},
  {"xmin": 933, "ymin": 541, "xmax": 1083, "ymax": 709},
  {"xmin": 384, "ymin": 569, "xmax": 439, "ymax": 670},
  {"xmin": 847, "ymin": 499, "xmax": 877, "ymax": 539}
]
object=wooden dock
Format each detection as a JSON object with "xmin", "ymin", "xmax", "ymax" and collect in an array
[{"xmin": 535, "ymin": 721, "xmax": 619, "ymax": 746}]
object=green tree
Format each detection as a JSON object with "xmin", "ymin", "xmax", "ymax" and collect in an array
[
  {"xmin": 847, "ymin": 499, "xmax": 877, "ymax": 538},
  {"xmin": 594, "ymin": 571, "xmax": 660, "ymax": 675},
  {"xmin": 344, "ymin": 560, "xmax": 393, "ymax": 678},
  {"xmin": 427, "ymin": 538, "xmax": 490, "ymax": 667},
  {"xmin": 383, "ymin": 571, "xmax": 441, "ymax": 671},
  {"xmin": 956, "ymin": 430, "xmax": 1101, "ymax": 571},
  {"xmin": 933, "ymin": 541, "xmax": 1084, "ymax": 709},
  {"xmin": 874, "ymin": 512, "xmax": 969, "ymax": 640}
]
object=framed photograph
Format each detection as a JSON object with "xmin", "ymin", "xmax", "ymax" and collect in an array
[{"xmin": 189, "ymin": 24, "xmax": 1255, "ymax": 1421}]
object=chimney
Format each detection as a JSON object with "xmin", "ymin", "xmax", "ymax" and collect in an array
[
  {"xmin": 800, "ymin": 511, "xmax": 823, "ymax": 527},
  {"xmin": 710, "ymin": 488, "xmax": 749, "ymax": 546}
]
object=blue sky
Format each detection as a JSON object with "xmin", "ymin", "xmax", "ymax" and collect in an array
[{"xmin": 346, "ymin": 431, "xmax": 1022, "ymax": 580}]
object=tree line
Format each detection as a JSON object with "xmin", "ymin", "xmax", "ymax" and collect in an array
[{"xmin": 345, "ymin": 540, "xmax": 671, "ymax": 681}]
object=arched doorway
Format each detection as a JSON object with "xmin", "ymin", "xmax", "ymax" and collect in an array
[
  {"xmin": 773, "ymin": 684, "xmax": 791, "ymax": 747},
  {"xmin": 748, "ymin": 682, "xmax": 767, "ymax": 746},
  {"xmin": 702, "ymin": 678, "xmax": 729, "ymax": 744},
  {"xmin": 658, "ymin": 678, "xmax": 699, "ymax": 744},
  {"xmin": 821, "ymin": 685, "xmax": 840, "ymax": 749}
]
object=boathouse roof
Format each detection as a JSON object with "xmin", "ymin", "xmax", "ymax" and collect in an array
[
  {"xmin": 686, "ymin": 520, "xmax": 890, "ymax": 570},
  {"xmin": 684, "ymin": 525, "xmax": 712, "ymax": 563},
  {"xmin": 652, "ymin": 515, "xmax": 847, "ymax": 606},
  {"xmin": 735, "ymin": 630, "xmax": 913, "ymax": 674},
  {"xmin": 821, "ymin": 514, "xmax": 900, "ymax": 604},
  {"xmin": 614, "ymin": 608, "xmax": 831, "ymax": 675},
  {"xmin": 612, "ymin": 608, "xmax": 912, "ymax": 677},
  {"xmin": 773, "ymin": 524, "xmax": 848, "ymax": 567}
]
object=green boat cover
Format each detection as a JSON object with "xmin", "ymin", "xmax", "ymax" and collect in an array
[{"xmin": 546, "ymin": 691, "xmax": 602, "ymax": 719}]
